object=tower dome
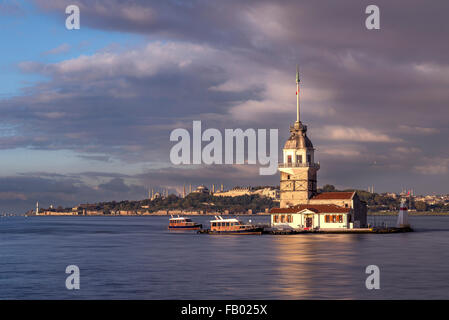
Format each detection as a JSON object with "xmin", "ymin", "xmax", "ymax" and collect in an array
[{"xmin": 284, "ymin": 125, "xmax": 314, "ymax": 150}]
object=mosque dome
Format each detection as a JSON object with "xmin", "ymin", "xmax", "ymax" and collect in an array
[{"xmin": 195, "ymin": 185, "xmax": 210, "ymax": 193}]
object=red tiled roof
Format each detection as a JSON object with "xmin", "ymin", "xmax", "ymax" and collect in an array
[
  {"xmin": 311, "ymin": 191, "xmax": 355, "ymax": 200},
  {"xmin": 270, "ymin": 204, "xmax": 350, "ymax": 214}
]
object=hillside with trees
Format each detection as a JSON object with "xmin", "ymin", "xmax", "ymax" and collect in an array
[{"xmin": 39, "ymin": 184, "xmax": 449, "ymax": 215}]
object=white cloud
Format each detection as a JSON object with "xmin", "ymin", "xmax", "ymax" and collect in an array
[
  {"xmin": 398, "ymin": 125, "xmax": 438, "ymax": 135},
  {"xmin": 39, "ymin": 42, "xmax": 218, "ymax": 80},
  {"xmin": 320, "ymin": 146, "xmax": 362, "ymax": 157},
  {"xmin": 318, "ymin": 126, "xmax": 402, "ymax": 143},
  {"xmin": 393, "ymin": 146, "xmax": 421, "ymax": 154},
  {"xmin": 43, "ymin": 43, "xmax": 71, "ymax": 56}
]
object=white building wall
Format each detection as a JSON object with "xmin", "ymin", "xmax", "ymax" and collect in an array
[
  {"xmin": 271, "ymin": 212, "xmax": 349, "ymax": 230},
  {"xmin": 283, "ymin": 148, "xmax": 312, "ymax": 164},
  {"xmin": 319, "ymin": 214, "xmax": 348, "ymax": 229}
]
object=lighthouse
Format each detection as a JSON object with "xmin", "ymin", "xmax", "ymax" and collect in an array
[{"xmin": 396, "ymin": 198, "xmax": 410, "ymax": 228}]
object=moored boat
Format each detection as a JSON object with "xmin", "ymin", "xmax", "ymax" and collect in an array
[
  {"xmin": 168, "ymin": 216, "xmax": 202, "ymax": 230},
  {"xmin": 205, "ymin": 216, "xmax": 263, "ymax": 235}
]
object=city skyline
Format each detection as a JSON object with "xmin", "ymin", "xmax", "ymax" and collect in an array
[{"xmin": 0, "ymin": 1, "xmax": 448, "ymax": 213}]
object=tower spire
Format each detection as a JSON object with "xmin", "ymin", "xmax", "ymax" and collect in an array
[{"xmin": 296, "ymin": 65, "xmax": 300, "ymax": 123}]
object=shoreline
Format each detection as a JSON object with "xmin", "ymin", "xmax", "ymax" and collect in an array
[
  {"xmin": 368, "ymin": 211, "xmax": 449, "ymax": 216},
  {"xmin": 17, "ymin": 212, "xmax": 449, "ymax": 217},
  {"xmin": 21, "ymin": 212, "xmax": 272, "ymax": 217}
]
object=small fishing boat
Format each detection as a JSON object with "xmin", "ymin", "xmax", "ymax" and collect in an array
[
  {"xmin": 204, "ymin": 216, "xmax": 263, "ymax": 235},
  {"xmin": 168, "ymin": 216, "xmax": 202, "ymax": 230}
]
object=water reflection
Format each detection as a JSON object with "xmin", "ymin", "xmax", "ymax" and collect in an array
[{"xmin": 272, "ymin": 234, "xmax": 358, "ymax": 299}]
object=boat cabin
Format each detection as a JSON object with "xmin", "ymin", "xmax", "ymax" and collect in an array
[
  {"xmin": 168, "ymin": 216, "xmax": 202, "ymax": 230},
  {"xmin": 169, "ymin": 217, "xmax": 193, "ymax": 224},
  {"xmin": 209, "ymin": 216, "xmax": 262, "ymax": 234},
  {"xmin": 210, "ymin": 217, "xmax": 246, "ymax": 231}
]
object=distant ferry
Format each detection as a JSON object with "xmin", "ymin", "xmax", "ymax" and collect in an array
[
  {"xmin": 168, "ymin": 216, "xmax": 202, "ymax": 230},
  {"xmin": 207, "ymin": 216, "xmax": 263, "ymax": 235}
]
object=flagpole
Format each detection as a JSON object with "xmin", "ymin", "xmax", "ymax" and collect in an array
[{"xmin": 296, "ymin": 65, "xmax": 300, "ymax": 123}]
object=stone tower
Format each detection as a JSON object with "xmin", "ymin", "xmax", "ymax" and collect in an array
[{"xmin": 279, "ymin": 67, "xmax": 320, "ymax": 207}]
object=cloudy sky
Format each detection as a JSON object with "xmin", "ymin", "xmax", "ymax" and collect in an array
[{"xmin": 0, "ymin": 0, "xmax": 448, "ymax": 213}]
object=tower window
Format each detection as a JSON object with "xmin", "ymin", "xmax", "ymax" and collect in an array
[
  {"xmin": 296, "ymin": 155, "xmax": 302, "ymax": 163},
  {"xmin": 287, "ymin": 175, "xmax": 290, "ymax": 180},
  {"xmin": 307, "ymin": 155, "xmax": 311, "ymax": 163},
  {"xmin": 287, "ymin": 155, "xmax": 292, "ymax": 163}
]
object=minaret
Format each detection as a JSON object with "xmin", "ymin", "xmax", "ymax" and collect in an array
[
  {"xmin": 183, "ymin": 184, "xmax": 186, "ymax": 198},
  {"xmin": 36, "ymin": 201, "xmax": 39, "ymax": 215},
  {"xmin": 279, "ymin": 67, "xmax": 320, "ymax": 207}
]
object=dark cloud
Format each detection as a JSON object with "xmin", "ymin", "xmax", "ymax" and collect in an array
[
  {"xmin": 0, "ymin": 174, "xmax": 146, "ymax": 213},
  {"xmin": 1, "ymin": 0, "xmax": 448, "ymax": 212},
  {"xmin": 32, "ymin": 0, "xmax": 449, "ymax": 63}
]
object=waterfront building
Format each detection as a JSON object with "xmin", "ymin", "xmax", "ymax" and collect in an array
[
  {"xmin": 214, "ymin": 187, "xmax": 251, "ymax": 197},
  {"xmin": 271, "ymin": 67, "xmax": 367, "ymax": 230},
  {"xmin": 271, "ymin": 204, "xmax": 351, "ymax": 230}
]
